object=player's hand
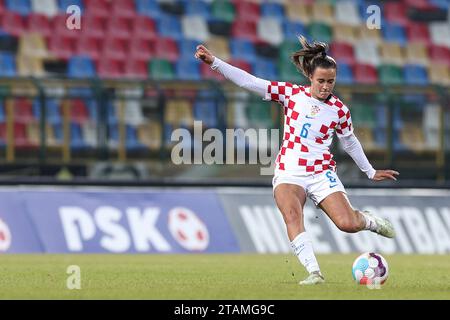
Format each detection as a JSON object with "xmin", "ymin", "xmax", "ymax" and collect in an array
[
  {"xmin": 372, "ymin": 170, "xmax": 399, "ymax": 181},
  {"xmin": 194, "ymin": 44, "xmax": 215, "ymax": 65}
]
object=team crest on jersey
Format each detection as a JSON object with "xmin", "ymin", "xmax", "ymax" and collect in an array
[{"xmin": 306, "ymin": 105, "xmax": 321, "ymax": 119}]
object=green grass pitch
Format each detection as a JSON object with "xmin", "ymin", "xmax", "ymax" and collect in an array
[{"xmin": 0, "ymin": 254, "xmax": 449, "ymax": 299}]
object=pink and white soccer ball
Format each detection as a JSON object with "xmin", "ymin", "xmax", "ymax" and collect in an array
[{"xmin": 352, "ymin": 252, "xmax": 389, "ymax": 285}]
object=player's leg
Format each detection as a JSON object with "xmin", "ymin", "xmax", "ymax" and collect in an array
[
  {"xmin": 274, "ymin": 183, "xmax": 324, "ymax": 284},
  {"xmin": 318, "ymin": 191, "xmax": 396, "ymax": 238}
]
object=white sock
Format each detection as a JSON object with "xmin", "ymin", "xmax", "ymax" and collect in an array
[
  {"xmin": 290, "ymin": 232, "xmax": 320, "ymax": 274},
  {"xmin": 361, "ymin": 211, "xmax": 378, "ymax": 232}
]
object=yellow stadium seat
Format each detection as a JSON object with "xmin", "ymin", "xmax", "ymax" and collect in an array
[
  {"xmin": 19, "ymin": 33, "xmax": 49, "ymax": 58},
  {"xmin": 356, "ymin": 27, "xmax": 382, "ymax": 45},
  {"xmin": 331, "ymin": 23, "xmax": 359, "ymax": 44},
  {"xmin": 428, "ymin": 64, "xmax": 450, "ymax": 86},
  {"xmin": 17, "ymin": 55, "xmax": 45, "ymax": 77},
  {"xmin": 379, "ymin": 43, "xmax": 405, "ymax": 66},
  {"xmin": 285, "ymin": 2, "xmax": 312, "ymax": 24},
  {"xmin": 137, "ymin": 121, "xmax": 162, "ymax": 151},
  {"xmin": 165, "ymin": 100, "xmax": 194, "ymax": 128},
  {"xmin": 312, "ymin": 2, "xmax": 334, "ymax": 25},
  {"xmin": 400, "ymin": 124, "xmax": 426, "ymax": 152},
  {"xmin": 354, "ymin": 127, "xmax": 377, "ymax": 152},
  {"xmin": 405, "ymin": 43, "xmax": 429, "ymax": 66},
  {"xmin": 205, "ymin": 36, "xmax": 230, "ymax": 62}
]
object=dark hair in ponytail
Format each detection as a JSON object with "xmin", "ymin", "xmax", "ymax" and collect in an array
[{"xmin": 291, "ymin": 35, "xmax": 337, "ymax": 78}]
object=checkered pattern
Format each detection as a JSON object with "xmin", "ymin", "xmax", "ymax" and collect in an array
[{"xmin": 266, "ymin": 81, "xmax": 353, "ymax": 175}]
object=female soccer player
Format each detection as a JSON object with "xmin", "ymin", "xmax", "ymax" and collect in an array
[{"xmin": 194, "ymin": 36, "xmax": 399, "ymax": 285}]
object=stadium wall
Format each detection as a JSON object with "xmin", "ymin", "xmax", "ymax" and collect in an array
[{"xmin": 0, "ymin": 187, "xmax": 449, "ymax": 254}]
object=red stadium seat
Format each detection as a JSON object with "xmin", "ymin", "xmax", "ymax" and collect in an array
[
  {"xmin": 48, "ymin": 34, "xmax": 74, "ymax": 60},
  {"xmin": 53, "ymin": 14, "xmax": 82, "ymax": 40},
  {"xmin": 330, "ymin": 42, "xmax": 355, "ymax": 65},
  {"xmin": 75, "ymin": 36, "xmax": 101, "ymax": 61},
  {"xmin": 232, "ymin": 20, "xmax": 259, "ymax": 42},
  {"xmin": 110, "ymin": 0, "xmax": 137, "ymax": 19},
  {"xmin": 353, "ymin": 64, "xmax": 378, "ymax": 84},
  {"xmin": 84, "ymin": 0, "xmax": 110, "ymax": 19},
  {"xmin": 14, "ymin": 122, "xmax": 34, "ymax": 148},
  {"xmin": 28, "ymin": 14, "xmax": 52, "ymax": 39},
  {"xmin": 129, "ymin": 38, "xmax": 154, "ymax": 62},
  {"xmin": 80, "ymin": 14, "xmax": 105, "ymax": 40},
  {"xmin": 234, "ymin": 1, "xmax": 260, "ymax": 23},
  {"xmin": 404, "ymin": 0, "xmax": 436, "ymax": 9},
  {"xmin": 406, "ymin": 22, "xmax": 432, "ymax": 45},
  {"xmin": 428, "ymin": 45, "xmax": 450, "ymax": 66},
  {"xmin": 101, "ymin": 37, "xmax": 128, "ymax": 62},
  {"xmin": 124, "ymin": 59, "xmax": 148, "ymax": 79},
  {"xmin": 14, "ymin": 98, "xmax": 35, "ymax": 123},
  {"xmin": 97, "ymin": 58, "xmax": 124, "ymax": 79},
  {"xmin": 153, "ymin": 37, "xmax": 179, "ymax": 62},
  {"xmin": 200, "ymin": 63, "xmax": 225, "ymax": 81},
  {"xmin": 227, "ymin": 59, "xmax": 252, "ymax": 73},
  {"xmin": 1, "ymin": 11, "xmax": 26, "ymax": 37},
  {"xmin": 105, "ymin": 16, "xmax": 132, "ymax": 41},
  {"xmin": 131, "ymin": 16, "xmax": 157, "ymax": 41},
  {"xmin": 70, "ymin": 99, "xmax": 89, "ymax": 124},
  {"xmin": 383, "ymin": 2, "xmax": 409, "ymax": 27}
]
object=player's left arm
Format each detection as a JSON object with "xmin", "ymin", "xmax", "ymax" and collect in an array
[{"xmin": 335, "ymin": 104, "xmax": 399, "ymax": 181}]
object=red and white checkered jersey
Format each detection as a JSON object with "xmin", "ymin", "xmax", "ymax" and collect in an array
[{"xmin": 265, "ymin": 81, "xmax": 353, "ymax": 175}]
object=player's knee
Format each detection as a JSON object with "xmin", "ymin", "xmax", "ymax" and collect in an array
[
  {"xmin": 335, "ymin": 215, "xmax": 360, "ymax": 233},
  {"xmin": 282, "ymin": 206, "xmax": 303, "ymax": 226}
]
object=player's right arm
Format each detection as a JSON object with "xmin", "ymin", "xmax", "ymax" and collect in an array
[{"xmin": 194, "ymin": 44, "xmax": 269, "ymax": 98}]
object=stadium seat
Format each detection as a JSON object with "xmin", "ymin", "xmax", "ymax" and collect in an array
[
  {"xmin": 429, "ymin": 22, "xmax": 450, "ymax": 48},
  {"xmin": 175, "ymin": 59, "xmax": 201, "ymax": 80},
  {"xmin": 101, "ymin": 37, "xmax": 128, "ymax": 62},
  {"xmin": 258, "ymin": 17, "xmax": 284, "ymax": 46},
  {"xmin": 70, "ymin": 99, "xmax": 90, "ymax": 124},
  {"xmin": 15, "ymin": 122, "xmax": 36, "ymax": 148},
  {"xmin": 245, "ymin": 98, "xmax": 274, "ymax": 129},
  {"xmin": 260, "ymin": 2, "xmax": 285, "ymax": 21},
  {"xmin": 137, "ymin": 121, "xmax": 162, "ymax": 151},
  {"xmin": 428, "ymin": 64, "xmax": 450, "ymax": 86},
  {"xmin": 83, "ymin": 0, "xmax": 110, "ymax": 18},
  {"xmin": 382, "ymin": 23, "xmax": 407, "ymax": 46},
  {"xmin": 283, "ymin": 21, "xmax": 308, "ymax": 43},
  {"xmin": 407, "ymin": 22, "xmax": 432, "ymax": 45},
  {"xmin": 14, "ymin": 98, "xmax": 35, "ymax": 123},
  {"xmin": 52, "ymin": 14, "xmax": 82, "ymax": 40},
  {"xmin": 311, "ymin": 2, "xmax": 334, "ymax": 25},
  {"xmin": 207, "ymin": 19, "xmax": 232, "ymax": 37},
  {"xmin": 252, "ymin": 58, "xmax": 278, "ymax": 80},
  {"xmin": 27, "ymin": 14, "xmax": 53, "ymax": 39},
  {"xmin": 124, "ymin": 125, "xmax": 147, "ymax": 152},
  {"xmin": 0, "ymin": 52, "xmax": 17, "ymax": 77},
  {"xmin": 278, "ymin": 60, "xmax": 306, "ymax": 84},
  {"xmin": 110, "ymin": 0, "xmax": 137, "ymax": 19},
  {"xmin": 333, "ymin": 24, "xmax": 359, "ymax": 45},
  {"xmin": 383, "ymin": 2, "xmax": 409, "ymax": 27},
  {"xmin": 82, "ymin": 122, "xmax": 97, "ymax": 147},
  {"xmin": 285, "ymin": 2, "xmax": 312, "ymax": 24},
  {"xmin": 153, "ymin": 37, "xmax": 179, "ymax": 62},
  {"xmin": 185, "ymin": 0, "xmax": 210, "ymax": 19},
  {"xmin": 157, "ymin": 14, "xmax": 183, "ymax": 40},
  {"xmin": 70, "ymin": 122, "xmax": 88, "ymax": 150},
  {"xmin": 80, "ymin": 14, "xmax": 106, "ymax": 40},
  {"xmin": 308, "ymin": 22, "xmax": 332, "ymax": 43},
  {"xmin": 58, "ymin": 0, "xmax": 84, "ymax": 13},
  {"xmin": 378, "ymin": 64, "xmax": 404, "ymax": 85},
  {"xmin": 19, "ymin": 33, "xmax": 48, "ymax": 58},
  {"xmin": 1, "ymin": 11, "xmax": 26, "ymax": 37},
  {"xmin": 131, "ymin": 16, "xmax": 157, "ymax": 41},
  {"xmin": 129, "ymin": 38, "xmax": 154, "ymax": 62},
  {"xmin": 227, "ymin": 59, "xmax": 252, "ymax": 74},
  {"xmin": 350, "ymin": 101, "xmax": 376, "ymax": 129},
  {"xmin": 135, "ymin": 0, "xmax": 160, "ymax": 18},
  {"xmin": 379, "ymin": 43, "xmax": 405, "ymax": 66},
  {"xmin": 330, "ymin": 42, "xmax": 355, "ymax": 65},
  {"xmin": 354, "ymin": 40, "xmax": 380, "ymax": 66},
  {"xmin": 232, "ymin": 20, "xmax": 258, "ymax": 43},
  {"xmin": 148, "ymin": 59, "xmax": 175, "ymax": 80},
  {"xmin": 353, "ymin": 63, "xmax": 378, "ymax": 84},
  {"xmin": 75, "ymin": 35, "xmax": 101, "ymax": 61},
  {"xmin": 230, "ymin": 39, "xmax": 255, "ymax": 63},
  {"xmin": 211, "ymin": 0, "xmax": 235, "ymax": 23},
  {"xmin": 193, "ymin": 90, "xmax": 218, "ymax": 128},
  {"xmin": 179, "ymin": 39, "xmax": 201, "ymax": 62},
  {"xmin": 0, "ymin": 102, "xmax": 5, "ymax": 122},
  {"xmin": 17, "ymin": 55, "xmax": 45, "ymax": 77},
  {"xmin": 97, "ymin": 58, "xmax": 124, "ymax": 79},
  {"xmin": 67, "ymin": 56, "xmax": 96, "ymax": 78},
  {"xmin": 200, "ymin": 62, "xmax": 225, "ymax": 82},
  {"xmin": 335, "ymin": 0, "xmax": 361, "ymax": 26},
  {"xmin": 234, "ymin": 0, "xmax": 260, "ymax": 23},
  {"xmin": 31, "ymin": 0, "xmax": 58, "ymax": 17},
  {"xmin": 405, "ymin": 43, "xmax": 429, "ymax": 66},
  {"xmin": 48, "ymin": 34, "xmax": 74, "ymax": 60},
  {"xmin": 428, "ymin": 45, "xmax": 450, "ymax": 67},
  {"xmin": 429, "ymin": 0, "xmax": 450, "ymax": 9},
  {"xmin": 6, "ymin": 0, "xmax": 31, "ymax": 16},
  {"xmin": 336, "ymin": 62, "xmax": 354, "ymax": 84},
  {"xmin": 181, "ymin": 15, "xmax": 210, "ymax": 42},
  {"xmin": 404, "ymin": 64, "xmax": 429, "ymax": 85},
  {"xmin": 164, "ymin": 100, "xmax": 194, "ymax": 128},
  {"xmin": 32, "ymin": 98, "xmax": 62, "ymax": 124},
  {"xmin": 105, "ymin": 16, "xmax": 132, "ymax": 41}
]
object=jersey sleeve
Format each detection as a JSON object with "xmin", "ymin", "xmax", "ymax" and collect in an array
[
  {"xmin": 335, "ymin": 103, "xmax": 354, "ymax": 138},
  {"xmin": 264, "ymin": 81, "xmax": 302, "ymax": 105}
]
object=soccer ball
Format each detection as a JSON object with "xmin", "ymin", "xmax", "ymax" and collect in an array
[{"xmin": 352, "ymin": 252, "xmax": 389, "ymax": 286}]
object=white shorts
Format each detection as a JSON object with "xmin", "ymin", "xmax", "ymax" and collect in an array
[{"xmin": 272, "ymin": 170, "xmax": 347, "ymax": 207}]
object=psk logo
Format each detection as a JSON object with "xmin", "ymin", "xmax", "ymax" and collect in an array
[
  {"xmin": 0, "ymin": 218, "xmax": 12, "ymax": 252},
  {"xmin": 168, "ymin": 207, "xmax": 209, "ymax": 251},
  {"xmin": 306, "ymin": 105, "xmax": 320, "ymax": 119}
]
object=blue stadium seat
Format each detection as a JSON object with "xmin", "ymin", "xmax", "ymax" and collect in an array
[
  {"xmin": 0, "ymin": 101, "xmax": 5, "ymax": 122},
  {"xmin": 382, "ymin": 23, "xmax": 407, "ymax": 46},
  {"xmin": 178, "ymin": 39, "xmax": 199, "ymax": 62},
  {"xmin": 337, "ymin": 63, "xmax": 354, "ymax": 84},
  {"xmin": 6, "ymin": 0, "xmax": 31, "ymax": 15},
  {"xmin": 157, "ymin": 14, "xmax": 183, "ymax": 40},
  {"xmin": 261, "ymin": 2, "xmax": 285, "ymax": 21},
  {"xmin": 176, "ymin": 60, "xmax": 201, "ymax": 80},
  {"xmin": 404, "ymin": 65, "xmax": 429, "ymax": 86},
  {"xmin": 185, "ymin": 0, "xmax": 210, "ymax": 19},
  {"xmin": 58, "ymin": 0, "xmax": 83, "ymax": 12},
  {"xmin": 32, "ymin": 99, "xmax": 62, "ymax": 124},
  {"xmin": 135, "ymin": 0, "xmax": 161, "ymax": 18},
  {"xmin": 283, "ymin": 21, "xmax": 308, "ymax": 42},
  {"xmin": 68, "ymin": 56, "xmax": 96, "ymax": 78},
  {"xmin": 126, "ymin": 125, "xmax": 146, "ymax": 151},
  {"xmin": 194, "ymin": 90, "xmax": 218, "ymax": 128},
  {"xmin": 230, "ymin": 39, "xmax": 256, "ymax": 63},
  {"xmin": 429, "ymin": 0, "xmax": 450, "ymax": 9},
  {"xmin": 253, "ymin": 58, "xmax": 278, "ymax": 79},
  {"xmin": 68, "ymin": 87, "xmax": 94, "ymax": 98},
  {"xmin": 0, "ymin": 53, "xmax": 17, "ymax": 77},
  {"xmin": 70, "ymin": 123, "xmax": 88, "ymax": 150},
  {"xmin": 107, "ymin": 102, "xmax": 118, "ymax": 126},
  {"xmin": 85, "ymin": 100, "xmax": 98, "ymax": 121}
]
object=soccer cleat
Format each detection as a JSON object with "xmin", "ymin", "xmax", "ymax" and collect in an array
[
  {"xmin": 299, "ymin": 271, "xmax": 325, "ymax": 285},
  {"xmin": 363, "ymin": 211, "xmax": 396, "ymax": 238}
]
